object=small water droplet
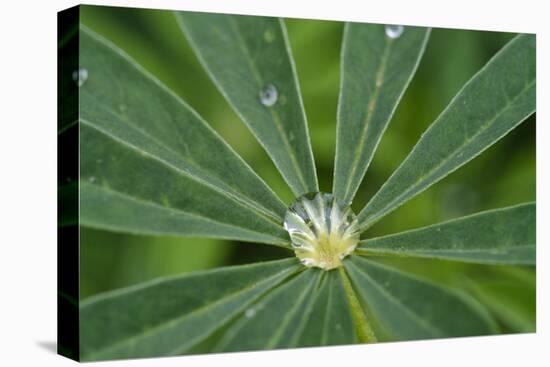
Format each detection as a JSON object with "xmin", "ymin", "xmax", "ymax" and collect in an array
[
  {"xmin": 118, "ymin": 104, "xmax": 127, "ymax": 113},
  {"xmin": 385, "ymin": 25, "xmax": 404, "ymax": 39},
  {"xmin": 96, "ymin": 159, "xmax": 103, "ymax": 164},
  {"xmin": 259, "ymin": 84, "xmax": 278, "ymax": 107},
  {"xmin": 245, "ymin": 308, "xmax": 256, "ymax": 318},
  {"xmin": 263, "ymin": 29, "xmax": 275, "ymax": 43},
  {"xmin": 88, "ymin": 176, "xmax": 96, "ymax": 183},
  {"xmin": 72, "ymin": 68, "xmax": 88, "ymax": 87}
]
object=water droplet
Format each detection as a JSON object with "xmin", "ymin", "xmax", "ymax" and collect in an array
[
  {"xmin": 284, "ymin": 192, "xmax": 360, "ymax": 270},
  {"xmin": 385, "ymin": 25, "xmax": 404, "ymax": 39},
  {"xmin": 96, "ymin": 159, "xmax": 103, "ymax": 164},
  {"xmin": 263, "ymin": 29, "xmax": 275, "ymax": 43},
  {"xmin": 245, "ymin": 308, "xmax": 256, "ymax": 318},
  {"xmin": 88, "ymin": 176, "xmax": 96, "ymax": 183},
  {"xmin": 118, "ymin": 104, "xmax": 127, "ymax": 113},
  {"xmin": 259, "ymin": 84, "xmax": 278, "ymax": 107},
  {"xmin": 72, "ymin": 68, "xmax": 88, "ymax": 87}
]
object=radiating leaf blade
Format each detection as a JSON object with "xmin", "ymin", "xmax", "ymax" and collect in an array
[
  {"xmin": 213, "ymin": 269, "xmax": 320, "ymax": 352},
  {"xmin": 462, "ymin": 268, "xmax": 536, "ymax": 332},
  {"xmin": 296, "ymin": 271, "xmax": 359, "ymax": 346},
  {"xmin": 358, "ymin": 34, "xmax": 536, "ymax": 229},
  {"xmin": 176, "ymin": 12, "xmax": 318, "ymax": 196},
  {"xmin": 79, "ymin": 27, "xmax": 289, "ymax": 246},
  {"xmin": 345, "ymin": 256, "xmax": 497, "ymax": 341},
  {"xmin": 334, "ymin": 24, "xmax": 430, "ymax": 204},
  {"xmin": 80, "ymin": 258, "xmax": 299, "ymax": 361},
  {"xmin": 214, "ymin": 269, "xmax": 359, "ymax": 352},
  {"xmin": 356, "ymin": 203, "xmax": 535, "ymax": 265}
]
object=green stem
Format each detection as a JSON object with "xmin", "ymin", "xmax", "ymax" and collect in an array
[{"xmin": 338, "ymin": 267, "xmax": 377, "ymax": 343}]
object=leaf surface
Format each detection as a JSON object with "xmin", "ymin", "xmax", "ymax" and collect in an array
[
  {"xmin": 357, "ymin": 203, "xmax": 535, "ymax": 265},
  {"xmin": 80, "ymin": 258, "xmax": 298, "ymax": 361},
  {"xmin": 176, "ymin": 12, "xmax": 318, "ymax": 196},
  {"xmin": 358, "ymin": 34, "xmax": 536, "ymax": 229},
  {"xmin": 333, "ymin": 24, "xmax": 430, "ymax": 204},
  {"xmin": 345, "ymin": 256, "xmax": 497, "ymax": 340},
  {"xmin": 215, "ymin": 269, "xmax": 358, "ymax": 352},
  {"xmin": 462, "ymin": 268, "xmax": 536, "ymax": 332},
  {"xmin": 79, "ymin": 27, "xmax": 289, "ymax": 246}
]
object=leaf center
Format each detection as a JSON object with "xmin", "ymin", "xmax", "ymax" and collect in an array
[{"xmin": 283, "ymin": 192, "xmax": 360, "ymax": 270}]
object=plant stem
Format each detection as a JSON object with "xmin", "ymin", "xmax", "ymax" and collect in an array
[{"xmin": 338, "ymin": 267, "xmax": 377, "ymax": 343}]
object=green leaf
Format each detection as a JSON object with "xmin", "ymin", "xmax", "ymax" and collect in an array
[
  {"xmin": 333, "ymin": 24, "xmax": 430, "ymax": 204},
  {"xmin": 214, "ymin": 269, "xmax": 359, "ymax": 352},
  {"xmin": 356, "ymin": 203, "xmax": 535, "ymax": 265},
  {"xmin": 462, "ymin": 267, "xmax": 535, "ymax": 333},
  {"xmin": 79, "ymin": 26, "xmax": 290, "ymax": 246},
  {"xmin": 297, "ymin": 271, "xmax": 359, "ymax": 346},
  {"xmin": 80, "ymin": 258, "xmax": 299, "ymax": 361},
  {"xmin": 345, "ymin": 256, "xmax": 497, "ymax": 341},
  {"xmin": 214, "ymin": 269, "xmax": 320, "ymax": 352},
  {"xmin": 358, "ymin": 34, "xmax": 535, "ymax": 229},
  {"xmin": 175, "ymin": 12, "xmax": 319, "ymax": 196}
]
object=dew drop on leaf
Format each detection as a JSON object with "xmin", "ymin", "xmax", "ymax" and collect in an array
[
  {"xmin": 88, "ymin": 176, "xmax": 97, "ymax": 183},
  {"xmin": 284, "ymin": 192, "xmax": 360, "ymax": 270},
  {"xmin": 259, "ymin": 84, "xmax": 278, "ymax": 107},
  {"xmin": 72, "ymin": 67, "xmax": 88, "ymax": 87},
  {"xmin": 385, "ymin": 25, "xmax": 404, "ymax": 39},
  {"xmin": 245, "ymin": 308, "xmax": 256, "ymax": 318},
  {"xmin": 263, "ymin": 29, "xmax": 275, "ymax": 43}
]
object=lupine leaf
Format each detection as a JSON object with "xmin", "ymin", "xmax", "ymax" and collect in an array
[
  {"xmin": 356, "ymin": 203, "xmax": 535, "ymax": 265},
  {"xmin": 80, "ymin": 259, "xmax": 299, "ymax": 361},
  {"xmin": 358, "ymin": 34, "xmax": 535, "ymax": 230},
  {"xmin": 345, "ymin": 256, "xmax": 497, "ymax": 341},
  {"xmin": 176, "ymin": 12, "xmax": 319, "ymax": 196},
  {"xmin": 79, "ymin": 27, "xmax": 290, "ymax": 246},
  {"xmin": 333, "ymin": 23, "xmax": 430, "ymax": 204}
]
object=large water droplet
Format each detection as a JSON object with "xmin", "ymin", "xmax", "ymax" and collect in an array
[
  {"xmin": 385, "ymin": 25, "xmax": 404, "ymax": 39},
  {"xmin": 72, "ymin": 68, "xmax": 88, "ymax": 87},
  {"xmin": 259, "ymin": 84, "xmax": 278, "ymax": 107},
  {"xmin": 284, "ymin": 192, "xmax": 360, "ymax": 270}
]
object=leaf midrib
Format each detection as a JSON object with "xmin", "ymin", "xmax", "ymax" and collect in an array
[
  {"xmin": 81, "ymin": 25, "xmax": 287, "ymax": 221},
  {"xmin": 265, "ymin": 271, "xmax": 320, "ymax": 348},
  {"xmin": 339, "ymin": 34, "xmax": 393, "ymax": 203},
  {"xmin": 226, "ymin": 16, "xmax": 313, "ymax": 195},
  {"xmin": 357, "ymin": 245, "xmax": 534, "ymax": 255},
  {"xmin": 80, "ymin": 117, "xmax": 286, "ymax": 229},
  {"xmin": 360, "ymin": 77, "xmax": 535, "ymax": 230},
  {"xmin": 348, "ymin": 261, "xmax": 444, "ymax": 337},
  {"xmin": 80, "ymin": 182, "xmax": 289, "ymax": 246},
  {"xmin": 82, "ymin": 265, "xmax": 298, "ymax": 359},
  {"xmin": 81, "ymin": 96, "xmax": 282, "ymax": 223}
]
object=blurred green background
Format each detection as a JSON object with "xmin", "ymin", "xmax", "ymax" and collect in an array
[{"xmin": 78, "ymin": 5, "xmax": 535, "ymax": 332}]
